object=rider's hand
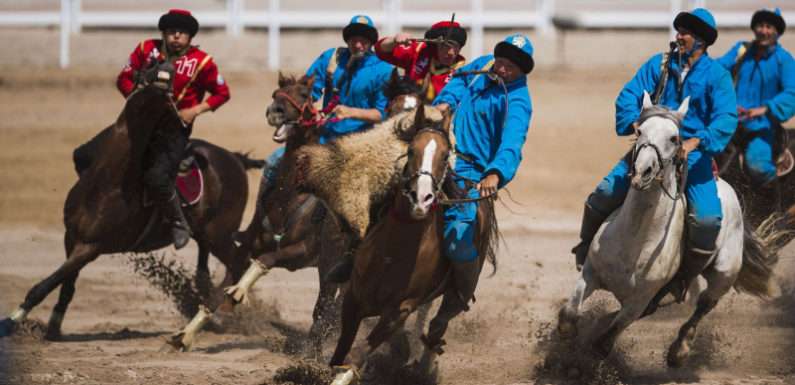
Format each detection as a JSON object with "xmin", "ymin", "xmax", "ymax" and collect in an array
[
  {"xmin": 745, "ymin": 106, "xmax": 768, "ymax": 119},
  {"xmin": 178, "ymin": 106, "xmax": 201, "ymax": 124},
  {"xmin": 678, "ymin": 137, "xmax": 701, "ymax": 160},
  {"xmin": 332, "ymin": 105, "xmax": 355, "ymax": 120},
  {"xmin": 477, "ymin": 173, "xmax": 500, "ymax": 198},
  {"xmin": 632, "ymin": 121, "xmax": 640, "ymax": 136},
  {"xmin": 435, "ymin": 103, "xmax": 450, "ymax": 113},
  {"xmin": 395, "ymin": 33, "xmax": 412, "ymax": 45}
]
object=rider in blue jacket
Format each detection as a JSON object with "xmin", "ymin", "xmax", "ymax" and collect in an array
[
  {"xmin": 427, "ymin": 34, "xmax": 533, "ymax": 333},
  {"xmin": 716, "ymin": 8, "xmax": 795, "ymax": 186},
  {"xmin": 571, "ymin": 8, "xmax": 738, "ymax": 304}
]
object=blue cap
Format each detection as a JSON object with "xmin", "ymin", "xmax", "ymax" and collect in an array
[
  {"xmin": 343, "ymin": 15, "xmax": 378, "ymax": 44},
  {"xmin": 494, "ymin": 34, "xmax": 534, "ymax": 74},
  {"xmin": 674, "ymin": 8, "xmax": 718, "ymax": 45}
]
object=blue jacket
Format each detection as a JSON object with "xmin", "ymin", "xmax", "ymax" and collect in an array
[
  {"xmin": 433, "ymin": 55, "xmax": 533, "ymax": 188},
  {"xmin": 616, "ymin": 52, "xmax": 738, "ymax": 156},
  {"xmin": 717, "ymin": 41, "xmax": 795, "ymax": 132},
  {"xmin": 305, "ymin": 48, "xmax": 393, "ymax": 141}
]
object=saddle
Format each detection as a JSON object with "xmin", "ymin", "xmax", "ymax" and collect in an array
[{"xmin": 176, "ymin": 154, "xmax": 204, "ymax": 206}]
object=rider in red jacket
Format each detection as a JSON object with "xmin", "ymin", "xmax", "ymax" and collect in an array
[
  {"xmin": 375, "ymin": 20, "xmax": 467, "ymax": 102},
  {"xmin": 74, "ymin": 9, "xmax": 230, "ymax": 249}
]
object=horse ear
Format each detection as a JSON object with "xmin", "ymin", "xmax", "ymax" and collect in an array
[
  {"xmin": 440, "ymin": 108, "xmax": 452, "ymax": 133},
  {"xmin": 677, "ymin": 96, "xmax": 690, "ymax": 117},
  {"xmin": 413, "ymin": 100, "xmax": 426, "ymax": 126},
  {"xmin": 301, "ymin": 74, "xmax": 316, "ymax": 89},
  {"xmin": 642, "ymin": 91, "xmax": 653, "ymax": 110},
  {"xmin": 278, "ymin": 72, "xmax": 290, "ymax": 88}
]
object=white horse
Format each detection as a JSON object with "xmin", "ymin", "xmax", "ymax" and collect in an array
[{"xmin": 557, "ymin": 92, "xmax": 780, "ymax": 367}]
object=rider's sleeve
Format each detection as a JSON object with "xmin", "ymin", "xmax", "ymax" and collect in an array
[
  {"xmin": 484, "ymin": 91, "xmax": 532, "ymax": 188},
  {"xmin": 715, "ymin": 41, "xmax": 743, "ymax": 71},
  {"xmin": 433, "ymin": 59, "xmax": 480, "ymax": 112},
  {"xmin": 615, "ymin": 54, "xmax": 663, "ymax": 136},
  {"xmin": 369, "ymin": 64, "xmax": 392, "ymax": 119},
  {"xmin": 375, "ymin": 38, "xmax": 420, "ymax": 69},
  {"xmin": 765, "ymin": 49, "xmax": 795, "ymax": 123},
  {"xmin": 197, "ymin": 58, "xmax": 231, "ymax": 110},
  {"xmin": 116, "ymin": 42, "xmax": 147, "ymax": 97},
  {"xmin": 697, "ymin": 67, "xmax": 738, "ymax": 155},
  {"xmin": 304, "ymin": 48, "xmax": 335, "ymax": 102}
]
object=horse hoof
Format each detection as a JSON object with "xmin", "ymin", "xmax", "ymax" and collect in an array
[
  {"xmin": 0, "ymin": 318, "xmax": 16, "ymax": 337},
  {"xmin": 666, "ymin": 339, "xmax": 689, "ymax": 368},
  {"xmin": 163, "ymin": 333, "xmax": 190, "ymax": 352}
]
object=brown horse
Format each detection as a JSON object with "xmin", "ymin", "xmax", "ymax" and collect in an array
[
  {"xmin": 167, "ymin": 72, "xmax": 434, "ymax": 354},
  {"xmin": 167, "ymin": 74, "xmax": 350, "ymax": 355},
  {"xmin": 0, "ymin": 63, "xmax": 254, "ymax": 340},
  {"xmin": 328, "ymin": 106, "xmax": 498, "ymax": 384}
]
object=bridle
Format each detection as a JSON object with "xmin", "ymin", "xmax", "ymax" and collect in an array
[
  {"xmin": 628, "ymin": 116, "xmax": 687, "ymax": 201},
  {"xmin": 399, "ymin": 127, "xmax": 450, "ymax": 206},
  {"xmin": 272, "ymin": 89, "xmax": 342, "ymax": 128}
]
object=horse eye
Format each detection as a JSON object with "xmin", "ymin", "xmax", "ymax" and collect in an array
[{"xmin": 669, "ymin": 136, "xmax": 678, "ymax": 143}]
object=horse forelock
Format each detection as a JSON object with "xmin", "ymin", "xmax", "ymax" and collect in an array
[{"xmin": 638, "ymin": 106, "xmax": 682, "ymax": 128}]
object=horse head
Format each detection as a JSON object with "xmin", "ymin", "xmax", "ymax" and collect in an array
[
  {"xmin": 402, "ymin": 105, "xmax": 452, "ymax": 219},
  {"xmin": 135, "ymin": 59, "xmax": 176, "ymax": 94},
  {"xmin": 630, "ymin": 91, "xmax": 689, "ymax": 190},
  {"xmin": 384, "ymin": 68, "xmax": 423, "ymax": 117},
  {"xmin": 267, "ymin": 73, "xmax": 317, "ymax": 145}
]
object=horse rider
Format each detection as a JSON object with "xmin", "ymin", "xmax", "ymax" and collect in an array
[
  {"xmin": 571, "ymin": 8, "xmax": 738, "ymax": 304},
  {"xmin": 257, "ymin": 15, "xmax": 393, "ymax": 209},
  {"xmin": 375, "ymin": 18, "xmax": 467, "ymax": 102},
  {"xmin": 427, "ymin": 33, "xmax": 533, "ymax": 320},
  {"xmin": 717, "ymin": 8, "xmax": 795, "ymax": 187},
  {"xmin": 73, "ymin": 9, "xmax": 231, "ymax": 249}
]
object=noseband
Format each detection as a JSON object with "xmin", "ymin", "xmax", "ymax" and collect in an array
[{"xmin": 273, "ymin": 90, "xmax": 319, "ymax": 128}]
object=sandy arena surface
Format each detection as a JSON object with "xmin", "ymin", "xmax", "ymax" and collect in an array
[{"xmin": 1, "ymin": 27, "xmax": 795, "ymax": 385}]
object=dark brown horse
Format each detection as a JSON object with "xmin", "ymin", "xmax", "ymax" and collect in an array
[
  {"xmin": 167, "ymin": 72, "xmax": 433, "ymax": 354},
  {"xmin": 716, "ymin": 128, "xmax": 795, "ymax": 247},
  {"xmin": 0, "ymin": 63, "xmax": 255, "ymax": 340},
  {"xmin": 167, "ymin": 74, "xmax": 351, "ymax": 355},
  {"xmin": 328, "ymin": 106, "xmax": 498, "ymax": 384}
]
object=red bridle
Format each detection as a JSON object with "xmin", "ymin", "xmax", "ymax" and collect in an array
[{"xmin": 273, "ymin": 90, "xmax": 340, "ymax": 128}]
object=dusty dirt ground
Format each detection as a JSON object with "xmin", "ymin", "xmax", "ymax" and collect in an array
[{"xmin": 1, "ymin": 28, "xmax": 795, "ymax": 385}]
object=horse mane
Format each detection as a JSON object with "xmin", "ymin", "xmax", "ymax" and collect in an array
[
  {"xmin": 638, "ymin": 105, "xmax": 683, "ymax": 127},
  {"xmin": 383, "ymin": 73, "xmax": 422, "ymax": 101}
]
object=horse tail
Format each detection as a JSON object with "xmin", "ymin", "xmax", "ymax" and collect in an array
[
  {"xmin": 232, "ymin": 151, "xmax": 266, "ymax": 170},
  {"xmin": 735, "ymin": 213, "xmax": 792, "ymax": 298},
  {"xmin": 477, "ymin": 197, "xmax": 500, "ymax": 277}
]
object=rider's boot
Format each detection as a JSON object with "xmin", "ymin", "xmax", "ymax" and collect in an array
[
  {"xmin": 162, "ymin": 193, "xmax": 191, "ymax": 249},
  {"xmin": 570, "ymin": 204, "xmax": 607, "ymax": 270},
  {"xmin": 450, "ymin": 259, "xmax": 481, "ymax": 311}
]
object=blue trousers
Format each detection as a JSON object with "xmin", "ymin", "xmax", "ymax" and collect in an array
[
  {"xmin": 263, "ymin": 146, "xmax": 285, "ymax": 185},
  {"xmin": 587, "ymin": 149, "xmax": 722, "ymax": 252},
  {"xmin": 443, "ymin": 176, "xmax": 480, "ymax": 263},
  {"xmin": 744, "ymin": 129, "xmax": 776, "ymax": 186}
]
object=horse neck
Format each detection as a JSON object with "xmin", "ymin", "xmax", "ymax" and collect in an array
[{"xmin": 616, "ymin": 164, "xmax": 680, "ymax": 231}]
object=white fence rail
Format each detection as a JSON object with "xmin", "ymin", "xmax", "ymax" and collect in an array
[{"xmin": 0, "ymin": 0, "xmax": 788, "ymax": 69}]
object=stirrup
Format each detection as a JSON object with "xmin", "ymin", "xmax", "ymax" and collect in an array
[{"xmin": 777, "ymin": 148, "xmax": 794, "ymax": 177}]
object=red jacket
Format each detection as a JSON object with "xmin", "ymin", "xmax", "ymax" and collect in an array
[
  {"xmin": 117, "ymin": 39, "xmax": 230, "ymax": 110},
  {"xmin": 375, "ymin": 38, "xmax": 465, "ymax": 102}
]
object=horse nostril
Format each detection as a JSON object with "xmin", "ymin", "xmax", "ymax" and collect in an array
[
  {"xmin": 422, "ymin": 193, "xmax": 434, "ymax": 204},
  {"xmin": 643, "ymin": 167, "xmax": 652, "ymax": 177}
]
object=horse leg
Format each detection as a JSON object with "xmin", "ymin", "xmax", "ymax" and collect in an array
[
  {"xmin": 413, "ymin": 302, "xmax": 432, "ymax": 338},
  {"xmin": 1, "ymin": 242, "xmax": 98, "ymax": 338},
  {"xmin": 592, "ymin": 299, "xmax": 648, "ymax": 359},
  {"xmin": 329, "ymin": 293, "xmax": 364, "ymax": 385},
  {"xmin": 558, "ymin": 263, "xmax": 598, "ymax": 339},
  {"xmin": 195, "ymin": 238, "xmax": 212, "ymax": 300},
  {"xmin": 666, "ymin": 263, "xmax": 734, "ymax": 367},
  {"xmin": 224, "ymin": 242, "xmax": 307, "ymax": 305},
  {"xmin": 45, "ymin": 271, "xmax": 79, "ymax": 341},
  {"xmin": 307, "ymin": 278, "xmax": 339, "ymax": 359}
]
